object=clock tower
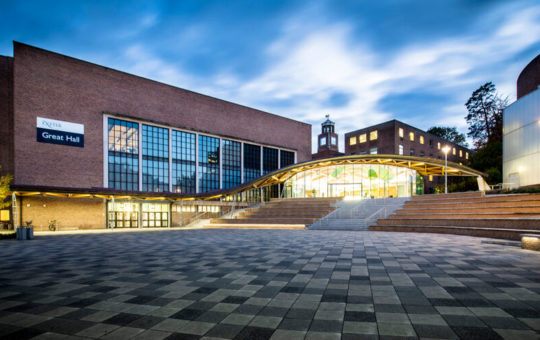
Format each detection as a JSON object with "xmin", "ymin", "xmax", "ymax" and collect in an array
[{"xmin": 317, "ymin": 114, "xmax": 339, "ymax": 153}]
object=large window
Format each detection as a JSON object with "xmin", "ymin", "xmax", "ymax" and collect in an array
[
  {"xmin": 199, "ymin": 135, "xmax": 220, "ymax": 192},
  {"xmin": 172, "ymin": 130, "xmax": 196, "ymax": 194},
  {"xmin": 222, "ymin": 139, "xmax": 241, "ymax": 189},
  {"xmin": 142, "ymin": 125, "xmax": 169, "ymax": 192},
  {"xmin": 108, "ymin": 118, "xmax": 139, "ymax": 191},
  {"xmin": 244, "ymin": 143, "xmax": 261, "ymax": 182},
  {"xmin": 280, "ymin": 150, "xmax": 295, "ymax": 168},
  {"xmin": 263, "ymin": 147, "xmax": 278, "ymax": 175}
]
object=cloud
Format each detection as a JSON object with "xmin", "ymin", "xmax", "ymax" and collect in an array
[{"xmin": 95, "ymin": 2, "xmax": 540, "ymax": 153}]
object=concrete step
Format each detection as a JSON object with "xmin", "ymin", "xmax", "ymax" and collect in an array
[
  {"xmin": 370, "ymin": 224, "xmax": 540, "ymax": 241},
  {"xmin": 411, "ymin": 192, "xmax": 484, "ymax": 200},
  {"xmin": 403, "ymin": 200, "xmax": 540, "ymax": 209},
  {"xmin": 390, "ymin": 212, "xmax": 540, "ymax": 219},
  {"xmin": 203, "ymin": 224, "xmax": 306, "ymax": 229},
  {"xmin": 211, "ymin": 217, "xmax": 318, "ymax": 224},
  {"xmin": 261, "ymin": 204, "xmax": 338, "ymax": 209},
  {"xmin": 396, "ymin": 206, "xmax": 540, "ymax": 214},
  {"xmin": 239, "ymin": 214, "xmax": 331, "ymax": 219},
  {"xmin": 377, "ymin": 218, "xmax": 540, "ymax": 229},
  {"xmin": 406, "ymin": 194, "xmax": 540, "ymax": 205}
]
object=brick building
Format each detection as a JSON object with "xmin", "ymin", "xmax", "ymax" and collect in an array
[
  {"xmin": 345, "ymin": 120, "xmax": 472, "ymax": 192},
  {"xmin": 0, "ymin": 42, "xmax": 311, "ymax": 229}
]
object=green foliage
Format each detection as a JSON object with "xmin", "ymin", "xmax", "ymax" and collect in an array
[
  {"xmin": 368, "ymin": 169, "xmax": 378, "ymax": 179},
  {"xmin": 468, "ymin": 141, "xmax": 502, "ymax": 184},
  {"xmin": 464, "ymin": 82, "xmax": 507, "ymax": 148},
  {"xmin": 434, "ymin": 177, "xmax": 478, "ymax": 193},
  {"xmin": 0, "ymin": 169, "xmax": 13, "ymax": 210},
  {"xmin": 426, "ymin": 126, "xmax": 468, "ymax": 148}
]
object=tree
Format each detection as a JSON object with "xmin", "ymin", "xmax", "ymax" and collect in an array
[
  {"xmin": 0, "ymin": 169, "xmax": 13, "ymax": 209},
  {"xmin": 426, "ymin": 126, "xmax": 468, "ymax": 148},
  {"xmin": 465, "ymin": 82, "xmax": 508, "ymax": 148}
]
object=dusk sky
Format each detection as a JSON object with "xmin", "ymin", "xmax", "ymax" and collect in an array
[{"xmin": 2, "ymin": 0, "xmax": 540, "ymax": 152}]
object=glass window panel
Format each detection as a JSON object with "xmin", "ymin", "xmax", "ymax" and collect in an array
[
  {"xmin": 107, "ymin": 118, "xmax": 139, "ymax": 191},
  {"xmin": 263, "ymin": 147, "xmax": 278, "ymax": 175},
  {"xmin": 280, "ymin": 150, "xmax": 295, "ymax": 168},
  {"xmin": 222, "ymin": 139, "xmax": 241, "ymax": 189},
  {"xmin": 142, "ymin": 125, "xmax": 169, "ymax": 192},
  {"xmin": 243, "ymin": 143, "xmax": 260, "ymax": 182},
  {"xmin": 199, "ymin": 135, "xmax": 220, "ymax": 192},
  {"xmin": 172, "ymin": 130, "xmax": 196, "ymax": 193}
]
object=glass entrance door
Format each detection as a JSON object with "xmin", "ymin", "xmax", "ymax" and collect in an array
[{"xmin": 107, "ymin": 202, "xmax": 138, "ymax": 228}]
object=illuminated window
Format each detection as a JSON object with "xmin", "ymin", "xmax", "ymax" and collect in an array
[
  {"xmin": 199, "ymin": 135, "xmax": 220, "ymax": 192},
  {"xmin": 350, "ymin": 136, "xmax": 357, "ymax": 145},
  {"xmin": 459, "ymin": 150, "xmax": 463, "ymax": 157},
  {"xmin": 419, "ymin": 136, "xmax": 424, "ymax": 144},
  {"xmin": 370, "ymin": 147, "xmax": 377, "ymax": 154},
  {"xmin": 370, "ymin": 130, "xmax": 378, "ymax": 140},
  {"xmin": 399, "ymin": 145, "xmax": 403, "ymax": 155},
  {"xmin": 399, "ymin": 128, "xmax": 404, "ymax": 138},
  {"xmin": 452, "ymin": 147, "xmax": 456, "ymax": 155},
  {"xmin": 409, "ymin": 132, "xmax": 414, "ymax": 141},
  {"xmin": 359, "ymin": 134, "xmax": 367, "ymax": 143},
  {"xmin": 172, "ymin": 130, "xmax": 196, "ymax": 194},
  {"xmin": 143, "ymin": 125, "xmax": 169, "ymax": 192},
  {"xmin": 0, "ymin": 210, "xmax": 9, "ymax": 221},
  {"xmin": 437, "ymin": 142, "xmax": 441, "ymax": 150},
  {"xmin": 429, "ymin": 175, "xmax": 433, "ymax": 181},
  {"xmin": 466, "ymin": 152, "xmax": 469, "ymax": 160},
  {"xmin": 108, "ymin": 118, "xmax": 139, "ymax": 191}
]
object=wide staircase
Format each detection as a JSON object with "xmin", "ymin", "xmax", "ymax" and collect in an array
[
  {"xmin": 370, "ymin": 192, "xmax": 540, "ymax": 240},
  {"xmin": 204, "ymin": 197, "xmax": 340, "ymax": 229}
]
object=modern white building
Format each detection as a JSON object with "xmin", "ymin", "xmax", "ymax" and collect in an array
[{"xmin": 503, "ymin": 86, "xmax": 540, "ymax": 188}]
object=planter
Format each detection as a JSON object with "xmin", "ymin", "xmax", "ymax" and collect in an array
[
  {"xmin": 16, "ymin": 227, "xmax": 27, "ymax": 240},
  {"xmin": 26, "ymin": 227, "xmax": 34, "ymax": 240}
]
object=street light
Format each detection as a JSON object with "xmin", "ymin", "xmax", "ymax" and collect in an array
[{"xmin": 441, "ymin": 145, "xmax": 451, "ymax": 194}]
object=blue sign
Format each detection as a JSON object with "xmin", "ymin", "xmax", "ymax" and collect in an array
[{"xmin": 36, "ymin": 117, "xmax": 85, "ymax": 148}]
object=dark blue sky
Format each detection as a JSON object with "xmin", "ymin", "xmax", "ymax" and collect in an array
[{"xmin": 2, "ymin": 0, "xmax": 539, "ymax": 151}]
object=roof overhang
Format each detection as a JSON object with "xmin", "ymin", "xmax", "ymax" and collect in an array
[{"xmin": 9, "ymin": 155, "xmax": 485, "ymax": 201}]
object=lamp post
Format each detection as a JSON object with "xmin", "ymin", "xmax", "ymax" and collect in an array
[{"xmin": 441, "ymin": 146, "xmax": 451, "ymax": 194}]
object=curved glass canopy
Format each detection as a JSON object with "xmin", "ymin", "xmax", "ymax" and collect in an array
[{"xmin": 283, "ymin": 163, "xmax": 420, "ymax": 199}]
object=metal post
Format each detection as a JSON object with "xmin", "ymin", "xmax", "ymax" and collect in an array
[{"xmin": 444, "ymin": 153, "xmax": 448, "ymax": 194}]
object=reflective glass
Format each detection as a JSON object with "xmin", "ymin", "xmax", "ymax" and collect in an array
[
  {"xmin": 280, "ymin": 150, "xmax": 295, "ymax": 168},
  {"xmin": 244, "ymin": 143, "xmax": 261, "ymax": 182},
  {"xmin": 263, "ymin": 147, "xmax": 278, "ymax": 175},
  {"xmin": 142, "ymin": 125, "xmax": 169, "ymax": 192},
  {"xmin": 222, "ymin": 139, "xmax": 241, "ymax": 189},
  {"xmin": 108, "ymin": 118, "xmax": 139, "ymax": 191},
  {"xmin": 199, "ymin": 135, "xmax": 220, "ymax": 192},
  {"xmin": 172, "ymin": 130, "xmax": 196, "ymax": 193}
]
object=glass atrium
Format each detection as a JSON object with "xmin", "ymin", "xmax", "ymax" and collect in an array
[{"xmin": 283, "ymin": 164, "xmax": 422, "ymax": 199}]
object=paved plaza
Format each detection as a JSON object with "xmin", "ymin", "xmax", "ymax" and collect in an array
[{"xmin": 0, "ymin": 230, "xmax": 539, "ymax": 340}]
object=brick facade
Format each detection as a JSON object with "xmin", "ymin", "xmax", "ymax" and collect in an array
[
  {"xmin": 345, "ymin": 120, "xmax": 473, "ymax": 192},
  {"xmin": 0, "ymin": 56, "xmax": 14, "ymax": 176},
  {"xmin": 6, "ymin": 42, "xmax": 311, "ymax": 189}
]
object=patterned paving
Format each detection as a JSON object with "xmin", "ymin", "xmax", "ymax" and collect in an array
[{"xmin": 0, "ymin": 230, "xmax": 539, "ymax": 339}]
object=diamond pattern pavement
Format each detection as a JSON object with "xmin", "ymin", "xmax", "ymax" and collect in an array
[{"xmin": 0, "ymin": 229, "xmax": 539, "ymax": 339}]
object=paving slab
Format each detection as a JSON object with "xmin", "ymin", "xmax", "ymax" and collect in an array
[{"xmin": 0, "ymin": 229, "xmax": 539, "ymax": 338}]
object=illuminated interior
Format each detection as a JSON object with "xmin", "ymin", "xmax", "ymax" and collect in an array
[{"xmin": 283, "ymin": 163, "xmax": 420, "ymax": 199}]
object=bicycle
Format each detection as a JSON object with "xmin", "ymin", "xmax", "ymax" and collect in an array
[{"xmin": 48, "ymin": 220, "xmax": 57, "ymax": 231}]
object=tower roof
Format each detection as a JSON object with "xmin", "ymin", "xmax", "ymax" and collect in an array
[{"xmin": 322, "ymin": 114, "xmax": 335, "ymax": 126}]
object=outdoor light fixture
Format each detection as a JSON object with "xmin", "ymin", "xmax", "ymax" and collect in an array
[{"xmin": 442, "ymin": 146, "xmax": 451, "ymax": 194}]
